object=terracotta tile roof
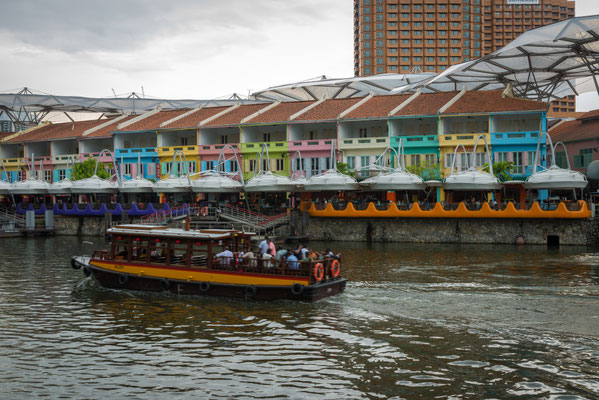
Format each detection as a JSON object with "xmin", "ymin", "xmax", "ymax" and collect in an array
[
  {"xmin": 248, "ymin": 101, "xmax": 315, "ymax": 124},
  {"xmin": 294, "ymin": 98, "xmax": 363, "ymax": 121},
  {"xmin": 394, "ymin": 91, "xmax": 457, "ymax": 116},
  {"xmin": 0, "ymin": 132, "xmax": 15, "ymax": 141},
  {"xmin": 443, "ymin": 90, "xmax": 548, "ymax": 114},
  {"xmin": 6, "ymin": 119, "xmax": 107, "ymax": 143},
  {"xmin": 116, "ymin": 109, "xmax": 189, "ymax": 132},
  {"xmin": 550, "ymin": 118, "xmax": 599, "ymax": 143},
  {"xmin": 162, "ymin": 106, "xmax": 230, "ymax": 129},
  {"xmin": 579, "ymin": 109, "xmax": 599, "ymax": 120},
  {"xmin": 204, "ymin": 103, "xmax": 270, "ymax": 127},
  {"xmin": 84, "ymin": 115, "xmax": 137, "ymax": 138},
  {"xmin": 344, "ymin": 94, "xmax": 412, "ymax": 119}
]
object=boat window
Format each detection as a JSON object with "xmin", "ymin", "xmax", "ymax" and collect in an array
[
  {"xmin": 148, "ymin": 239, "xmax": 168, "ymax": 264},
  {"xmin": 168, "ymin": 239, "xmax": 189, "ymax": 266}
]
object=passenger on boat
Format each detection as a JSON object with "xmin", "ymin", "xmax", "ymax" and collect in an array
[
  {"xmin": 275, "ymin": 248, "xmax": 288, "ymax": 261},
  {"xmin": 324, "ymin": 248, "xmax": 340, "ymax": 260},
  {"xmin": 216, "ymin": 248, "xmax": 234, "ymax": 267},
  {"xmin": 262, "ymin": 249, "xmax": 274, "ymax": 269},
  {"xmin": 242, "ymin": 250, "xmax": 257, "ymax": 268},
  {"xmin": 259, "ymin": 237, "xmax": 271, "ymax": 256},
  {"xmin": 286, "ymin": 252, "xmax": 299, "ymax": 270}
]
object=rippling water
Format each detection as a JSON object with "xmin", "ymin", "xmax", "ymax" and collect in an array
[{"xmin": 0, "ymin": 237, "xmax": 598, "ymax": 399}]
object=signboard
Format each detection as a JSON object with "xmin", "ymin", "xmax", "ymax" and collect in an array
[{"xmin": 506, "ymin": 0, "xmax": 539, "ymax": 4}]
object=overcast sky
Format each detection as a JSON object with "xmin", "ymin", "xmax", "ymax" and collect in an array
[{"xmin": 0, "ymin": 0, "xmax": 598, "ymax": 110}]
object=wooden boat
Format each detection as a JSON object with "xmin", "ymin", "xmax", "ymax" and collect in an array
[{"xmin": 71, "ymin": 224, "xmax": 347, "ymax": 301}]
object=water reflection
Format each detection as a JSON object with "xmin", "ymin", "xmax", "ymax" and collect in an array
[{"xmin": 0, "ymin": 237, "xmax": 597, "ymax": 398}]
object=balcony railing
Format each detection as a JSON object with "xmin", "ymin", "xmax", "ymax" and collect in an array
[
  {"xmin": 197, "ymin": 143, "xmax": 238, "ymax": 155},
  {"xmin": 303, "ymin": 200, "xmax": 591, "ymax": 219},
  {"xmin": 158, "ymin": 145, "xmax": 198, "ymax": 156},
  {"xmin": 491, "ymin": 131, "xmax": 540, "ymax": 144},
  {"xmin": 289, "ymin": 139, "xmax": 335, "ymax": 150},
  {"xmin": 115, "ymin": 147, "xmax": 158, "ymax": 157},
  {"xmin": 439, "ymin": 133, "xmax": 490, "ymax": 146},
  {"xmin": 241, "ymin": 141, "xmax": 287, "ymax": 153},
  {"xmin": 391, "ymin": 135, "xmax": 438, "ymax": 147},
  {"xmin": 338, "ymin": 137, "xmax": 389, "ymax": 149}
]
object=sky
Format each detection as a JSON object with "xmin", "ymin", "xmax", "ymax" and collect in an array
[{"xmin": 0, "ymin": 0, "xmax": 598, "ymax": 111}]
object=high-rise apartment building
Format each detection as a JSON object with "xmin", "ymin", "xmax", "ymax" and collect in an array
[{"xmin": 354, "ymin": 0, "xmax": 576, "ymax": 114}]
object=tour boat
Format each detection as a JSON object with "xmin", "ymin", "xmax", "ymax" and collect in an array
[{"xmin": 71, "ymin": 224, "xmax": 347, "ymax": 301}]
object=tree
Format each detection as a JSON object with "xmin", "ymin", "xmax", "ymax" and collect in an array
[
  {"xmin": 406, "ymin": 162, "xmax": 444, "ymax": 180},
  {"xmin": 482, "ymin": 161, "xmax": 514, "ymax": 182},
  {"xmin": 73, "ymin": 158, "xmax": 111, "ymax": 181},
  {"xmin": 336, "ymin": 162, "xmax": 357, "ymax": 178}
]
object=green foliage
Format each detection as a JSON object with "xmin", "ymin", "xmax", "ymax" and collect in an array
[
  {"xmin": 405, "ymin": 162, "xmax": 444, "ymax": 180},
  {"xmin": 72, "ymin": 158, "xmax": 111, "ymax": 181},
  {"xmin": 482, "ymin": 161, "xmax": 514, "ymax": 182},
  {"xmin": 336, "ymin": 162, "xmax": 357, "ymax": 178}
]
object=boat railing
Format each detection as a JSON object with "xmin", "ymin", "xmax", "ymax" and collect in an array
[
  {"xmin": 92, "ymin": 250, "xmax": 110, "ymax": 260},
  {"xmin": 211, "ymin": 256, "xmax": 339, "ymax": 283}
]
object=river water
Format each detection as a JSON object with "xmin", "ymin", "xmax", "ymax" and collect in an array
[{"xmin": 0, "ymin": 237, "xmax": 598, "ymax": 399}]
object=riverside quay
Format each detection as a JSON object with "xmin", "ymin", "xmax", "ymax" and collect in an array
[{"xmin": 0, "ymin": 89, "xmax": 592, "ymax": 229}]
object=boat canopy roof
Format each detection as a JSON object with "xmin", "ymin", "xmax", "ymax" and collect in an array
[{"xmin": 108, "ymin": 225, "xmax": 254, "ymax": 240}]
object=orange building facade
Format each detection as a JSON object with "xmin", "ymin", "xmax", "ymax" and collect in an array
[{"xmin": 353, "ymin": 0, "xmax": 576, "ymax": 114}]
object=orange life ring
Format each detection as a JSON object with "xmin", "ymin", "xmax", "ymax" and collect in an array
[
  {"xmin": 313, "ymin": 263, "xmax": 324, "ymax": 282},
  {"xmin": 330, "ymin": 259, "xmax": 341, "ymax": 278}
]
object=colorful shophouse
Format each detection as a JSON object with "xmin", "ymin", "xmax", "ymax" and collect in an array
[
  {"xmin": 243, "ymin": 100, "xmax": 335, "ymax": 179},
  {"xmin": 111, "ymin": 109, "xmax": 188, "ymax": 181}
]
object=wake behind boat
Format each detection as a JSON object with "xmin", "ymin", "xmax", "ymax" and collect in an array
[{"xmin": 71, "ymin": 224, "xmax": 347, "ymax": 301}]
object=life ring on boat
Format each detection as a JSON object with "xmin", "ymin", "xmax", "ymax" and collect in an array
[
  {"xmin": 71, "ymin": 258, "xmax": 81, "ymax": 270},
  {"xmin": 199, "ymin": 281, "xmax": 211, "ymax": 293},
  {"xmin": 160, "ymin": 279, "xmax": 170, "ymax": 291},
  {"xmin": 313, "ymin": 263, "xmax": 324, "ymax": 282},
  {"xmin": 291, "ymin": 283, "xmax": 305, "ymax": 295},
  {"xmin": 330, "ymin": 260, "xmax": 341, "ymax": 278},
  {"xmin": 83, "ymin": 266, "xmax": 91, "ymax": 277},
  {"xmin": 118, "ymin": 274, "xmax": 129, "ymax": 285},
  {"xmin": 245, "ymin": 285, "xmax": 257, "ymax": 298}
]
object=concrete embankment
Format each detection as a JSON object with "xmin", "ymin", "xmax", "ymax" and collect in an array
[{"xmin": 304, "ymin": 216, "xmax": 599, "ymax": 246}]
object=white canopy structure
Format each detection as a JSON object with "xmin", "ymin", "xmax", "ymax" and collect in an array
[
  {"xmin": 444, "ymin": 137, "xmax": 502, "ymax": 191},
  {"xmin": 152, "ymin": 151, "xmax": 191, "ymax": 193},
  {"xmin": 189, "ymin": 146, "xmax": 244, "ymax": 193},
  {"xmin": 70, "ymin": 150, "xmax": 120, "ymax": 194},
  {"xmin": 524, "ymin": 134, "xmax": 588, "ymax": 190},
  {"xmin": 252, "ymin": 74, "xmax": 435, "ymax": 102},
  {"xmin": 9, "ymin": 156, "xmax": 50, "ymax": 195},
  {"xmin": 118, "ymin": 154, "xmax": 155, "ymax": 193},
  {"xmin": 360, "ymin": 143, "xmax": 426, "ymax": 192},
  {"xmin": 244, "ymin": 144, "xmax": 298, "ymax": 192},
  {"xmin": 0, "ymin": 88, "xmax": 261, "ymax": 127},
  {"xmin": 303, "ymin": 142, "xmax": 358, "ymax": 192},
  {"xmin": 392, "ymin": 15, "xmax": 599, "ymax": 101},
  {"xmin": 48, "ymin": 157, "xmax": 76, "ymax": 194}
]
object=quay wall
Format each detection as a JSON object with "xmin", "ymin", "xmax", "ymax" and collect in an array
[
  {"xmin": 53, "ymin": 216, "xmax": 142, "ymax": 236},
  {"xmin": 304, "ymin": 216, "xmax": 599, "ymax": 246}
]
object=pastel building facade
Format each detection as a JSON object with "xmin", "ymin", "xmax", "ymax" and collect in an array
[{"xmin": 0, "ymin": 90, "xmax": 548, "ymax": 192}]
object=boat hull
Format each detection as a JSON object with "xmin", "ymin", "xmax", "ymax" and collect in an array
[{"xmin": 73, "ymin": 257, "xmax": 347, "ymax": 302}]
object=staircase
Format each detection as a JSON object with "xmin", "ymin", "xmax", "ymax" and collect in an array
[
  {"xmin": 0, "ymin": 208, "xmax": 25, "ymax": 232},
  {"xmin": 219, "ymin": 204, "xmax": 289, "ymax": 230},
  {"xmin": 141, "ymin": 204, "xmax": 200, "ymax": 225}
]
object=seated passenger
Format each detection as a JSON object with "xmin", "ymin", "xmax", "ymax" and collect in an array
[
  {"xmin": 243, "ymin": 250, "xmax": 257, "ymax": 268},
  {"xmin": 216, "ymin": 248, "xmax": 234, "ymax": 267},
  {"xmin": 286, "ymin": 253, "xmax": 299, "ymax": 270},
  {"xmin": 262, "ymin": 249, "xmax": 274, "ymax": 269},
  {"xmin": 276, "ymin": 248, "xmax": 288, "ymax": 261}
]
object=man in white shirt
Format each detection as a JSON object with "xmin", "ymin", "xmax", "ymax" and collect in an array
[
  {"xmin": 262, "ymin": 249, "xmax": 274, "ymax": 269},
  {"xmin": 216, "ymin": 248, "xmax": 234, "ymax": 267},
  {"xmin": 259, "ymin": 236, "xmax": 270, "ymax": 256}
]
